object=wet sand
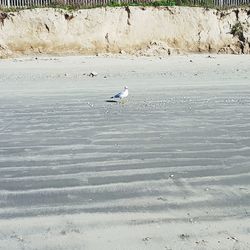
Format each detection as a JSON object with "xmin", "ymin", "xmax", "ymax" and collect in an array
[{"xmin": 0, "ymin": 55, "xmax": 250, "ymax": 249}]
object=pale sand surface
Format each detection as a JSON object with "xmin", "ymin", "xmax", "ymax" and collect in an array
[{"xmin": 0, "ymin": 54, "xmax": 250, "ymax": 249}]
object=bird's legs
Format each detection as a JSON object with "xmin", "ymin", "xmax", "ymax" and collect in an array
[{"xmin": 120, "ymin": 99, "xmax": 127, "ymax": 104}]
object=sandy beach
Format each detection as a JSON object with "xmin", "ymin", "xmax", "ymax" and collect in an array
[{"xmin": 0, "ymin": 54, "xmax": 250, "ymax": 249}]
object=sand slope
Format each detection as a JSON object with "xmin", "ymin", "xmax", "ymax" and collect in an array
[{"xmin": 0, "ymin": 6, "xmax": 250, "ymax": 58}]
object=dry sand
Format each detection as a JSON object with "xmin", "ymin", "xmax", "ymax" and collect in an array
[
  {"xmin": 1, "ymin": 7, "xmax": 250, "ymax": 58},
  {"xmin": 0, "ymin": 54, "xmax": 250, "ymax": 249}
]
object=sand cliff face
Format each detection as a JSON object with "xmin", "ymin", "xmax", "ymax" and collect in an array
[{"xmin": 0, "ymin": 6, "xmax": 250, "ymax": 58}]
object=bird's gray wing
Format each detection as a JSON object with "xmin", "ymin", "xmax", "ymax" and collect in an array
[{"xmin": 111, "ymin": 92, "xmax": 122, "ymax": 98}]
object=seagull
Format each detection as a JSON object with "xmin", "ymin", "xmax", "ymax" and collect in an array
[{"xmin": 111, "ymin": 86, "xmax": 128, "ymax": 100}]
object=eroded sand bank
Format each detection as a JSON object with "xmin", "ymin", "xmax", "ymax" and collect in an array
[
  {"xmin": 0, "ymin": 6, "xmax": 250, "ymax": 58},
  {"xmin": 0, "ymin": 55, "xmax": 250, "ymax": 249}
]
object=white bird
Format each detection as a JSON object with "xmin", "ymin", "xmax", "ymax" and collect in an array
[{"xmin": 111, "ymin": 86, "xmax": 128, "ymax": 100}]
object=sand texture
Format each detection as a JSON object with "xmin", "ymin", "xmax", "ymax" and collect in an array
[
  {"xmin": 0, "ymin": 6, "xmax": 250, "ymax": 58},
  {"xmin": 0, "ymin": 54, "xmax": 250, "ymax": 249}
]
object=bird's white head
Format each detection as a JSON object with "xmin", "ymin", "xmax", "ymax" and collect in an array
[{"xmin": 124, "ymin": 86, "xmax": 128, "ymax": 90}]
